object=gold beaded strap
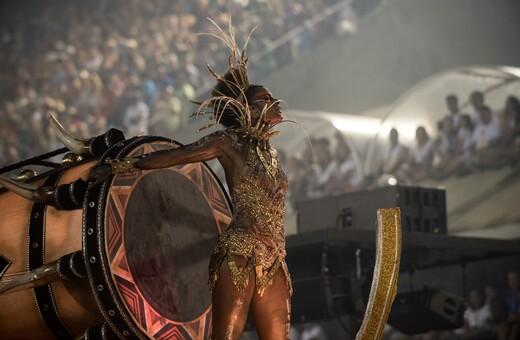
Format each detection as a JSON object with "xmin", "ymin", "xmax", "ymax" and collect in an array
[
  {"xmin": 356, "ymin": 208, "xmax": 402, "ymax": 340},
  {"xmin": 107, "ymin": 157, "xmax": 140, "ymax": 174}
]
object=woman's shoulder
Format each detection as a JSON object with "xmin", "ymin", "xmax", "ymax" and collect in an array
[{"xmin": 205, "ymin": 129, "xmax": 245, "ymax": 150}]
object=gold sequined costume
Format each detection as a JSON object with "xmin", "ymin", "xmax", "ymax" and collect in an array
[{"xmin": 208, "ymin": 131, "xmax": 292, "ymax": 297}]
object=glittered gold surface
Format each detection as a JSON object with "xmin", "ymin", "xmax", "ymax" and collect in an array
[
  {"xmin": 209, "ymin": 142, "xmax": 292, "ymax": 296},
  {"xmin": 356, "ymin": 208, "xmax": 402, "ymax": 340}
]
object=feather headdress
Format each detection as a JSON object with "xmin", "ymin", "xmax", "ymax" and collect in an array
[{"xmin": 191, "ymin": 18, "xmax": 279, "ymax": 145}]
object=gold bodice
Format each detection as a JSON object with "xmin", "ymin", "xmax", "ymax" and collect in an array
[
  {"xmin": 231, "ymin": 142, "xmax": 287, "ymax": 246},
  {"xmin": 208, "ymin": 131, "xmax": 291, "ymax": 296}
]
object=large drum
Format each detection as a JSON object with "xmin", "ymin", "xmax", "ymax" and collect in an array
[{"xmin": 0, "ymin": 136, "xmax": 233, "ymax": 339}]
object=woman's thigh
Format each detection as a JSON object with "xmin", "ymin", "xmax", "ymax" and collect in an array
[
  {"xmin": 250, "ymin": 268, "xmax": 291, "ymax": 340},
  {"xmin": 211, "ymin": 255, "xmax": 255, "ymax": 340}
]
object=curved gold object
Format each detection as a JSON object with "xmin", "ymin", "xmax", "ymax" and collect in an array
[
  {"xmin": 107, "ymin": 157, "xmax": 139, "ymax": 174},
  {"xmin": 61, "ymin": 153, "xmax": 84, "ymax": 165},
  {"xmin": 0, "ymin": 175, "xmax": 57, "ymax": 206},
  {"xmin": 49, "ymin": 113, "xmax": 91, "ymax": 155},
  {"xmin": 16, "ymin": 169, "xmax": 37, "ymax": 181},
  {"xmin": 356, "ymin": 207, "xmax": 402, "ymax": 340}
]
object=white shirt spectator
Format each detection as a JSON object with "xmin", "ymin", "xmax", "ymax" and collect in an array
[
  {"xmin": 410, "ymin": 139, "xmax": 433, "ymax": 164},
  {"xmin": 437, "ymin": 134, "xmax": 451, "ymax": 156},
  {"xmin": 123, "ymin": 101, "xmax": 149, "ymax": 137},
  {"xmin": 470, "ymin": 120, "xmax": 500, "ymax": 151},
  {"xmin": 338, "ymin": 159, "xmax": 362, "ymax": 187},
  {"xmin": 451, "ymin": 111, "xmax": 463, "ymax": 129},
  {"xmin": 384, "ymin": 144, "xmax": 404, "ymax": 168},
  {"xmin": 301, "ymin": 323, "xmax": 328, "ymax": 340},
  {"xmin": 472, "ymin": 109, "xmax": 499, "ymax": 126},
  {"xmin": 314, "ymin": 161, "xmax": 337, "ymax": 187},
  {"xmin": 457, "ymin": 126, "xmax": 473, "ymax": 159},
  {"xmin": 464, "ymin": 304, "xmax": 490, "ymax": 329}
]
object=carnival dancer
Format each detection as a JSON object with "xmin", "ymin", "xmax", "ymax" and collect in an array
[{"xmin": 90, "ymin": 20, "xmax": 292, "ymax": 340}]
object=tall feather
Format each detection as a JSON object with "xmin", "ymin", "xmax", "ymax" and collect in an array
[{"xmin": 192, "ymin": 18, "xmax": 277, "ymax": 145}]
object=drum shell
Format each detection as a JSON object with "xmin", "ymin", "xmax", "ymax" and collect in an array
[
  {"xmin": 1, "ymin": 137, "xmax": 232, "ymax": 340},
  {"xmin": 0, "ymin": 160, "xmax": 102, "ymax": 339}
]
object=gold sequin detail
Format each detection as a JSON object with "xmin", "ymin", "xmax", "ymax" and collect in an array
[
  {"xmin": 209, "ymin": 136, "xmax": 291, "ymax": 296},
  {"xmin": 355, "ymin": 208, "xmax": 402, "ymax": 340},
  {"xmin": 256, "ymin": 146, "xmax": 279, "ymax": 180}
]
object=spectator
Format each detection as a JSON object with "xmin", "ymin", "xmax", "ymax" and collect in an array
[
  {"xmin": 497, "ymin": 271, "xmax": 520, "ymax": 340},
  {"xmin": 457, "ymin": 114, "xmax": 476, "ymax": 161},
  {"xmin": 122, "ymin": 89, "xmax": 149, "ymax": 137},
  {"xmin": 500, "ymin": 96, "xmax": 520, "ymax": 142},
  {"xmin": 499, "ymin": 96, "xmax": 520, "ymax": 166},
  {"xmin": 149, "ymin": 85, "xmax": 183, "ymax": 137},
  {"xmin": 485, "ymin": 286, "xmax": 507, "ymax": 328},
  {"xmin": 469, "ymin": 91, "xmax": 486, "ymax": 124},
  {"xmin": 397, "ymin": 126, "xmax": 434, "ymax": 183},
  {"xmin": 301, "ymin": 322, "xmax": 328, "ymax": 340},
  {"xmin": 75, "ymin": 71, "xmax": 103, "ymax": 114},
  {"xmin": 465, "ymin": 105, "xmax": 501, "ymax": 170},
  {"xmin": 308, "ymin": 137, "xmax": 335, "ymax": 198},
  {"xmin": 446, "ymin": 94, "xmax": 464, "ymax": 131},
  {"xmin": 379, "ymin": 127, "xmax": 409, "ymax": 178},
  {"xmin": 175, "ymin": 72, "xmax": 196, "ymax": 116},
  {"xmin": 433, "ymin": 116, "xmax": 458, "ymax": 179},
  {"xmin": 336, "ymin": 4, "xmax": 358, "ymax": 35},
  {"xmin": 505, "ymin": 271, "xmax": 520, "ymax": 317},
  {"xmin": 436, "ymin": 114, "xmax": 474, "ymax": 177},
  {"xmin": 101, "ymin": 73, "xmax": 126, "ymax": 119},
  {"xmin": 469, "ymin": 91, "xmax": 498, "ymax": 125},
  {"xmin": 461, "ymin": 289, "xmax": 495, "ymax": 339},
  {"xmin": 285, "ymin": 152, "xmax": 312, "ymax": 210},
  {"xmin": 331, "ymin": 132, "xmax": 362, "ymax": 194}
]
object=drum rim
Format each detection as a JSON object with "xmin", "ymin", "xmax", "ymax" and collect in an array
[
  {"xmin": 83, "ymin": 135, "xmax": 232, "ymax": 339},
  {"xmin": 84, "ymin": 136, "xmax": 149, "ymax": 340}
]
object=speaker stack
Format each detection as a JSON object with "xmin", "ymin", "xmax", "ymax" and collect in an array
[
  {"xmin": 298, "ymin": 185, "xmax": 447, "ymax": 234},
  {"xmin": 388, "ymin": 287, "xmax": 465, "ymax": 334}
]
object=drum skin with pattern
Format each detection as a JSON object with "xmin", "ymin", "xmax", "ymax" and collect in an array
[{"xmin": 0, "ymin": 137, "xmax": 232, "ymax": 339}]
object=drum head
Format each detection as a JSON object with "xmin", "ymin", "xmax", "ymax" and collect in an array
[{"xmin": 103, "ymin": 140, "xmax": 232, "ymax": 338}]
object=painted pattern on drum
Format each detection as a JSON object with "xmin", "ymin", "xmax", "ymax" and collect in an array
[
  {"xmin": 125, "ymin": 169, "xmax": 217, "ymax": 321},
  {"xmin": 105, "ymin": 142, "xmax": 232, "ymax": 339}
]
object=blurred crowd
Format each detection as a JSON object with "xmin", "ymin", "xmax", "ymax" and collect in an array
[
  {"xmin": 457, "ymin": 270, "xmax": 520, "ymax": 340},
  {"xmin": 0, "ymin": 0, "xmax": 354, "ymax": 168},
  {"xmin": 377, "ymin": 92, "xmax": 520, "ymax": 185},
  {"xmin": 283, "ymin": 130, "xmax": 364, "ymax": 211},
  {"xmin": 282, "ymin": 91, "xmax": 520, "ymax": 211},
  {"xmin": 1, "ymin": 1, "xmax": 518, "ymax": 210}
]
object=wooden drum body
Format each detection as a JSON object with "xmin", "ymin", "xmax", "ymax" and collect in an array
[
  {"xmin": 0, "ymin": 159, "xmax": 101, "ymax": 339},
  {"xmin": 0, "ymin": 136, "xmax": 232, "ymax": 339}
]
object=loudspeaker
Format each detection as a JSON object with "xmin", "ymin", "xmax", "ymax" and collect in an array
[
  {"xmin": 298, "ymin": 185, "xmax": 447, "ymax": 234},
  {"xmin": 388, "ymin": 287, "xmax": 465, "ymax": 334},
  {"xmin": 291, "ymin": 276, "xmax": 354, "ymax": 323}
]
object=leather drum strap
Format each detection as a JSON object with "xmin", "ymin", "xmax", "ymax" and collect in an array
[
  {"xmin": 0, "ymin": 253, "xmax": 11, "ymax": 279},
  {"xmin": 28, "ymin": 171, "xmax": 73, "ymax": 339}
]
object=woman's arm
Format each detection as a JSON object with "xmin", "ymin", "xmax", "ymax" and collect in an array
[
  {"xmin": 135, "ymin": 132, "xmax": 229, "ymax": 170},
  {"xmin": 90, "ymin": 131, "xmax": 234, "ymax": 184}
]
